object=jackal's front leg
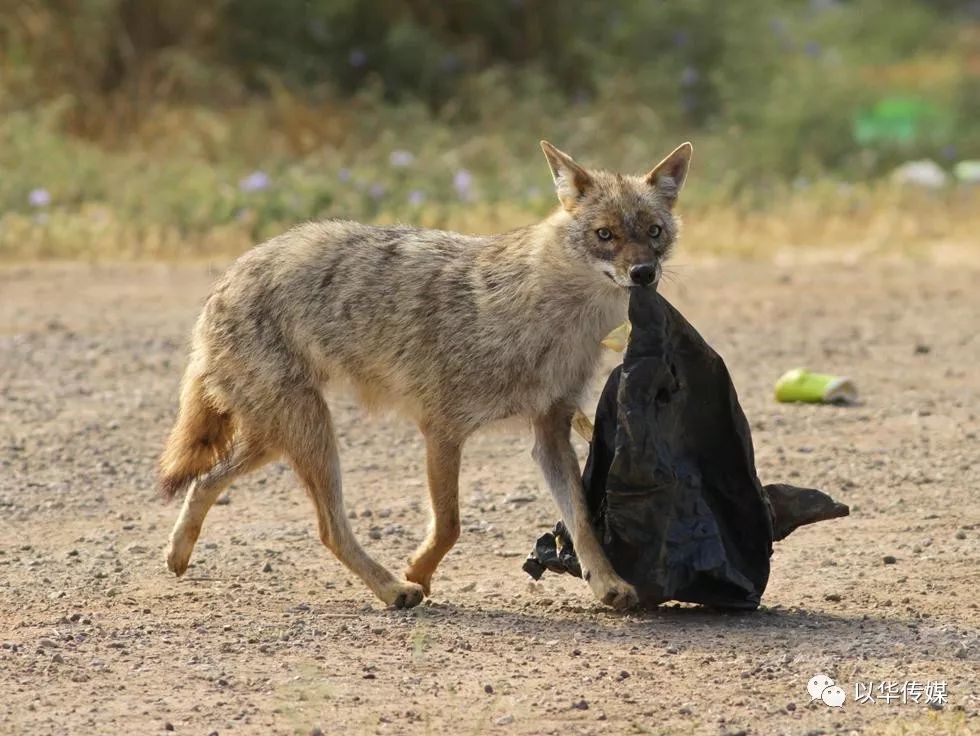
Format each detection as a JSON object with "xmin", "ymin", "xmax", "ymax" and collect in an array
[
  {"xmin": 405, "ymin": 430, "xmax": 463, "ymax": 596},
  {"xmin": 532, "ymin": 404, "xmax": 639, "ymax": 610}
]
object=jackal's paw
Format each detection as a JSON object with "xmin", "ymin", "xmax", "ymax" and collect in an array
[
  {"xmin": 403, "ymin": 565, "xmax": 433, "ymax": 597},
  {"xmin": 166, "ymin": 539, "xmax": 191, "ymax": 577},
  {"xmin": 381, "ymin": 581, "xmax": 425, "ymax": 610},
  {"xmin": 588, "ymin": 573, "xmax": 639, "ymax": 611}
]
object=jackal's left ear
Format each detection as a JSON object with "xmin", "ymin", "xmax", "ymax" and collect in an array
[
  {"xmin": 645, "ymin": 142, "xmax": 693, "ymax": 208},
  {"xmin": 541, "ymin": 141, "xmax": 593, "ymax": 211}
]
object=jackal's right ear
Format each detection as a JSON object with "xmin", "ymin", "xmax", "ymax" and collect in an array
[{"xmin": 541, "ymin": 141, "xmax": 593, "ymax": 211}]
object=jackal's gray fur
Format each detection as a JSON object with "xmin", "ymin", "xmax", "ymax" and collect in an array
[{"xmin": 160, "ymin": 140, "xmax": 693, "ymax": 610}]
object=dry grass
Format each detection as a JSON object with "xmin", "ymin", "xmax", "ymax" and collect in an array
[{"xmin": 2, "ymin": 185, "xmax": 977, "ymax": 263}]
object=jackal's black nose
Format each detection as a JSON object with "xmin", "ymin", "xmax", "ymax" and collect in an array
[{"xmin": 629, "ymin": 263, "xmax": 657, "ymax": 286}]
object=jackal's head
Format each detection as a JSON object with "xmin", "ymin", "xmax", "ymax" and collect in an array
[{"xmin": 540, "ymin": 140, "xmax": 692, "ymax": 288}]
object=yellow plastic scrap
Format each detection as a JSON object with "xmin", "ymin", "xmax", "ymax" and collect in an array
[
  {"xmin": 571, "ymin": 409, "xmax": 594, "ymax": 443},
  {"xmin": 600, "ymin": 321, "xmax": 631, "ymax": 352}
]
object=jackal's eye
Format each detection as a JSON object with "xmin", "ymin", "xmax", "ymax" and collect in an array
[
  {"xmin": 648, "ymin": 224, "xmax": 662, "ymax": 238},
  {"xmin": 596, "ymin": 228, "xmax": 613, "ymax": 241}
]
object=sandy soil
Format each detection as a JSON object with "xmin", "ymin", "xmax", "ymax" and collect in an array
[{"xmin": 1, "ymin": 258, "xmax": 978, "ymax": 736}]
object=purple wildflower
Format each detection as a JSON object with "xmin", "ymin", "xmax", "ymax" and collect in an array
[
  {"xmin": 338, "ymin": 168, "xmax": 352, "ymax": 183},
  {"xmin": 239, "ymin": 171, "xmax": 270, "ymax": 193},
  {"xmin": 28, "ymin": 188, "xmax": 51, "ymax": 208},
  {"xmin": 389, "ymin": 150, "xmax": 415, "ymax": 168},
  {"xmin": 348, "ymin": 49, "xmax": 368, "ymax": 68},
  {"xmin": 368, "ymin": 182, "xmax": 386, "ymax": 200},
  {"xmin": 407, "ymin": 190, "xmax": 426, "ymax": 206},
  {"xmin": 440, "ymin": 53, "xmax": 460, "ymax": 73},
  {"xmin": 453, "ymin": 169, "xmax": 473, "ymax": 200}
]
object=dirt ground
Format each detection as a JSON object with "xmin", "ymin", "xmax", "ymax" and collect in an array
[{"xmin": 1, "ymin": 257, "xmax": 978, "ymax": 736}]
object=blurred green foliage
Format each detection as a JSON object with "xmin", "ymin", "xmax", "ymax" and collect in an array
[{"xmin": 0, "ymin": 0, "xmax": 978, "ymax": 257}]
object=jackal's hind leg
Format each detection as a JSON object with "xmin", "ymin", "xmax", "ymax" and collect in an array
[{"xmin": 167, "ymin": 432, "xmax": 274, "ymax": 576}]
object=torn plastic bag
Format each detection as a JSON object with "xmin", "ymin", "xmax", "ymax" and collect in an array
[{"xmin": 523, "ymin": 285, "xmax": 849, "ymax": 609}]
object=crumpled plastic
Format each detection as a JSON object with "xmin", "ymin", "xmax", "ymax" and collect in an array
[{"xmin": 523, "ymin": 285, "xmax": 849, "ymax": 609}]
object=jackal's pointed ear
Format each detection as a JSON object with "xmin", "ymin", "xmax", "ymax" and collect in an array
[
  {"xmin": 541, "ymin": 141, "xmax": 593, "ymax": 211},
  {"xmin": 645, "ymin": 142, "xmax": 693, "ymax": 208}
]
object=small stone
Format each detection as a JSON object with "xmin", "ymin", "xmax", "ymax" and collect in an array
[
  {"xmin": 484, "ymin": 684, "xmax": 494, "ymax": 694},
  {"xmin": 883, "ymin": 555, "xmax": 897, "ymax": 564},
  {"xmin": 51, "ymin": 653, "xmax": 64, "ymax": 663},
  {"xmin": 914, "ymin": 343, "xmax": 931, "ymax": 354},
  {"xmin": 310, "ymin": 728, "xmax": 325, "ymax": 736},
  {"xmin": 595, "ymin": 712, "xmax": 607, "ymax": 721},
  {"xmin": 460, "ymin": 581, "xmax": 477, "ymax": 593},
  {"xmin": 954, "ymin": 646, "xmax": 968, "ymax": 659},
  {"xmin": 262, "ymin": 562, "xmax": 273, "ymax": 573},
  {"xmin": 37, "ymin": 638, "xmax": 58, "ymax": 648},
  {"xmin": 955, "ymin": 530, "xmax": 967, "ymax": 540},
  {"xmin": 786, "ymin": 702, "xmax": 796, "ymax": 711},
  {"xmin": 494, "ymin": 715, "xmax": 514, "ymax": 726},
  {"xmin": 571, "ymin": 699, "xmax": 589, "ymax": 710},
  {"xmin": 824, "ymin": 593, "xmax": 842, "ymax": 602},
  {"xmin": 164, "ymin": 723, "xmax": 175, "ymax": 732}
]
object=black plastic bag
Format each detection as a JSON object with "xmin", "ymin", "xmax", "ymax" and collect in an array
[{"xmin": 524, "ymin": 286, "xmax": 849, "ymax": 609}]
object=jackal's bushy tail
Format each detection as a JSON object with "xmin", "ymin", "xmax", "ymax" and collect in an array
[{"xmin": 158, "ymin": 370, "xmax": 234, "ymax": 500}]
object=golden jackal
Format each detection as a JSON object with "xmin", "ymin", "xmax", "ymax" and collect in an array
[{"xmin": 159, "ymin": 140, "xmax": 693, "ymax": 609}]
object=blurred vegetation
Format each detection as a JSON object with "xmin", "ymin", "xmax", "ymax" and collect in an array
[{"xmin": 1, "ymin": 0, "xmax": 979, "ymax": 258}]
